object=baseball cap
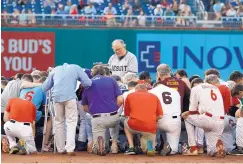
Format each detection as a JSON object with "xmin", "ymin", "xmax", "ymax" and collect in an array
[{"xmin": 83, "ymin": 68, "xmax": 92, "ymax": 79}]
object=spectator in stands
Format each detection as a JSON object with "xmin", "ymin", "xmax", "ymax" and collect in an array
[
  {"xmin": 104, "ymin": 3, "xmax": 117, "ymax": 26},
  {"xmin": 19, "ymin": 9, "xmax": 27, "ymax": 25},
  {"xmin": 237, "ymin": 3, "xmax": 243, "ymax": 16},
  {"xmin": 226, "ymin": 4, "xmax": 237, "ymax": 16},
  {"xmin": 137, "ymin": 10, "xmax": 146, "ymax": 26},
  {"xmin": 123, "ymin": 0, "xmax": 131, "ymax": 13},
  {"xmin": 70, "ymin": 4, "xmax": 78, "ymax": 15},
  {"xmin": 84, "ymin": 3, "xmax": 97, "ymax": 15},
  {"xmin": 154, "ymin": 4, "xmax": 163, "ymax": 16},
  {"xmin": 161, "ymin": 0, "xmax": 170, "ymax": 9},
  {"xmin": 150, "ymin": 0, "xmax": 160, "ymax": 9},
  {"xmin": 11, "ymin": 9, "xmax": 19, "ymax": 24},
  {"xmin": 164, "ymin": 6, "xmax": 175, "ymax": 16},
  {"xmin": 104, "ymin": 3, "xmax": 117, "ymax": 15},
  {"xmin": 44, "ymin": 0, "xmax": 55, "ymax": 8},
  {"xmin": 213, "ymin": 0, "xmax": 225, "ymax": 20},
  {"xmin": 124, "ymin": 9, "xmax": 136, "ymax": 27},
  {"xmin": 56, "ymin": 3, "xmax": 66, "ymax": 14},
  {"xmin": 90, "ymin": 0, "xmax": 104, "ymax": 5},
  {"xmin": 27, "ymin": 9, "xmax": 36, "ymax": 24},
  {"xmin": 78, "ymin": 0, "xmax": 87, "ymax": 10},
  {"xmin": 172, "ymin": 0, "xmax": 179, "ymax": 15},
  {"xmin": 133, "ymin": 0, "xmax": 142, "ymax": 14},
  {"xmin": 51, "ymin": 8, "xmax": 56, "ymax": 16},
  {"xmin": 18, "ymin": 0, "xmax": 27, "ymax": 6},
  {"xmin": 64, "ymin": 1, "xmax": 72, "ymax": 14}
]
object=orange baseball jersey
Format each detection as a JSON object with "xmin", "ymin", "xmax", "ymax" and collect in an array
[
  {"xmin": 6, "ymin": 98, "xmax": 36, "ymax": 123},
  {"xmin": 218, "ymin": 85, "xmax": 232, "ymax": 114},
  {"xmin": 124, "ymin": 91, "xmax": 163, "ymax": 133}
]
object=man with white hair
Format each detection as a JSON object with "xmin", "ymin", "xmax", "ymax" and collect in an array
[{"xmin": 108, "ymin": 39, "xmax": 138, "ymax": 78}]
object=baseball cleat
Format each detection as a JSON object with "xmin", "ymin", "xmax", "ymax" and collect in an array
[
  {"xmin": 160, "ymin": 142, "xmax": 172, "ymax": 156},
  {"xmin": 183, "ymin": 147, "xmax": 198, "ymax": 156},
  {"xmin": 110, "ymin": 142, "xmax": 118, "ymax": 154},
  {"xmin": 228, "ymin": 147, "xmax": 243, "ymax": 156},
  {"xmin": 87, "ymin": 141, "xmax": 94, "ymax": 153},
  {"xmin": 216, "ymin": 139, "xmax": 226, "ymax": 158},
  {"xmin": 9, "ymin": 146, "xmax": 19, "ymax": 154},
  {"xmin": 146, "ymin": 140, "xmax": 155, "ymax": 157},
  {"xmin": 97, "ymin": 136, "xmax": 106, "ymax": 156},
  {"xmin": 1, "ymin": 136, "xmax": 9, "ymax": 153},
  {"xmin": 124, "ymin": 147, "xmax": 136, "ymax": 155},
  {"xmin": 67, "ymin": 152, "xmax": 76, "ymax": 156},
  {"xmin": 198, "ymin": 145, "xmax": 204, "ymax": 154},
  {"xmin": 18, "ymin": 139, "xmax": 27, "ymax": 155}
]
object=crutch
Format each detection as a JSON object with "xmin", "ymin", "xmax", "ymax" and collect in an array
[
  {"xmin": 41, "ymin": 90, "xmax": 51, "ymax": 153},
  {"xmin": 49, "ymin": 98, "xmax": 57, "ymax": 154}
]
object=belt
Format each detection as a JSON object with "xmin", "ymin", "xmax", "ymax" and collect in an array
[
  {"xmin": 10, "ymin": 120, "xmax": 31, "ymax": 126},
  {"xmin": 93, "ymin": 111, "xmax": 118, "ymax": 118},
  {"xmin": 205, "ymin": 112, "xmax": 224, "ymax": 120}
]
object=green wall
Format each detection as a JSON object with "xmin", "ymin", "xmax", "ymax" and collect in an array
[{"xmin": 2, "ymin": 27, "xmax": 242, "ymax": 70}]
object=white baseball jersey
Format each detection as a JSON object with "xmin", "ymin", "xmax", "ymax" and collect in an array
[
  {"xmin": 108, "ymin": 51, "xmax": 138, "ymax": 78},
  {"xmin": 189, "ymin": 83, "xmax": 224, "ymax": 116},
  {"xmin": 150, "ymin": 84, "xmax": 181, "ymax": 116}
]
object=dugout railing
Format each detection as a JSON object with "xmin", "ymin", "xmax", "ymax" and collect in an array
[{"xmin": 1, "ymin": 14, "xmax": 243, "ymax": 29}]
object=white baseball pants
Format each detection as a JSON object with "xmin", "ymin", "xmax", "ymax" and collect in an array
[
  {"xmin": 222, "ymin": 115, "xmax": 236, "ymax": 152},
  {"xmin": 54, "ymin": 99, "xmax": 78, "ymax": 153},
  {"xmin": 236, "ymin": 117, "xmax": 243, "ymax": 147},
  {"xmin": 195, "ymin": 127, "xmax": 205, "ymax": 146},
  {"xmin": 185, "ymin": 114, "xmax": 224, "ymax": 156},
  {"xmin": 157, "ymin": 115, "xmax": 181, "ymax": 154},
  {"xmin": 4, "ymin": 120, "xmax": 37, "ymax": 154}
]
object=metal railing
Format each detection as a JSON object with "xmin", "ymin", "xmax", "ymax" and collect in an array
[{"xmin": 1, "ymin": 13, "xmax": 242, "ymax": 29}]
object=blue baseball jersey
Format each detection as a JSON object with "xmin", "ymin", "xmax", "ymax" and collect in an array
[{"xmin": 20, "ymin": 86, "xmax": 46, "ymax": 110}]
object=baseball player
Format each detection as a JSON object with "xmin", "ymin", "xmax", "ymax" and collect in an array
[
  {"xmin": 108, "ymin": 39, "xmax": 138, "ymax": 78},
  {"xmin": 205, "ymin": 74, "xmax": 236, "ymax": 154},
  {"xmin": 230, "ymin": 84, "xmax": 243, "ymax": 155},
  {"xmin": 190, "ymin": 78, "xmax": 205, "ymax": 154},
  {"xmin": 182, "ymin": 81, "xmax": 225, "ymax": 157},
  {"xmin": 150, "ymin": 83, "xmax": 181, "ymax": 156}
]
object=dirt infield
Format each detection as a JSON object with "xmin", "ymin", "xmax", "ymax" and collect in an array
[{"xmin": 2, "ymin": 152, "xmax": 243, "ymax": 163}]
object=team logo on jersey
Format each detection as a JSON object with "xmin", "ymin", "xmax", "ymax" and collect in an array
[{"xmin": 138, "ymin": 41, "xmax": 160, "ymax": 72}]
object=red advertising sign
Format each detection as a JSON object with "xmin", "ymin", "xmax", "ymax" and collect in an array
[{"xmin": 1, "ymin": 32, "xmax": 55, "ymax": 78}]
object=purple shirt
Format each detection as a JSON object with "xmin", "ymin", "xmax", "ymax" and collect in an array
[{"xmin": 82, "ymin": 75, "xmax": 122, "ymax": 115}]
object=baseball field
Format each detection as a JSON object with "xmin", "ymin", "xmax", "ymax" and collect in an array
[{"xmin": 2, "ymin": 152, "xmax": 243, "ymax": 163}]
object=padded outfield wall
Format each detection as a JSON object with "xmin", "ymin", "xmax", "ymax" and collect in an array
[{"xmin": 1, "ymin": 28, "xmax": 243, "ymax": 80}]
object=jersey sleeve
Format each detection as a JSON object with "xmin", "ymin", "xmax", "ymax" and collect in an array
[
  {"xmin": 124, "ymin": 95, "xmax": 131, "ymax": 117},
  {"xmin": 5, "ymin": 99, "xmax": 12, "ymax": 112},
  {"xmin": 224, "ymin": 87, "xmax": 232, "ymax": 113},
  {"xmin": 127, "ymin": 54, "xmax": 138, "ymax": 74}
]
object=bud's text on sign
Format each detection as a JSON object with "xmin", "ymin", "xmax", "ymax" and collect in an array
[{"xmin": 1, "ymin": 32, "xmax": 55, "ymax": 77}]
